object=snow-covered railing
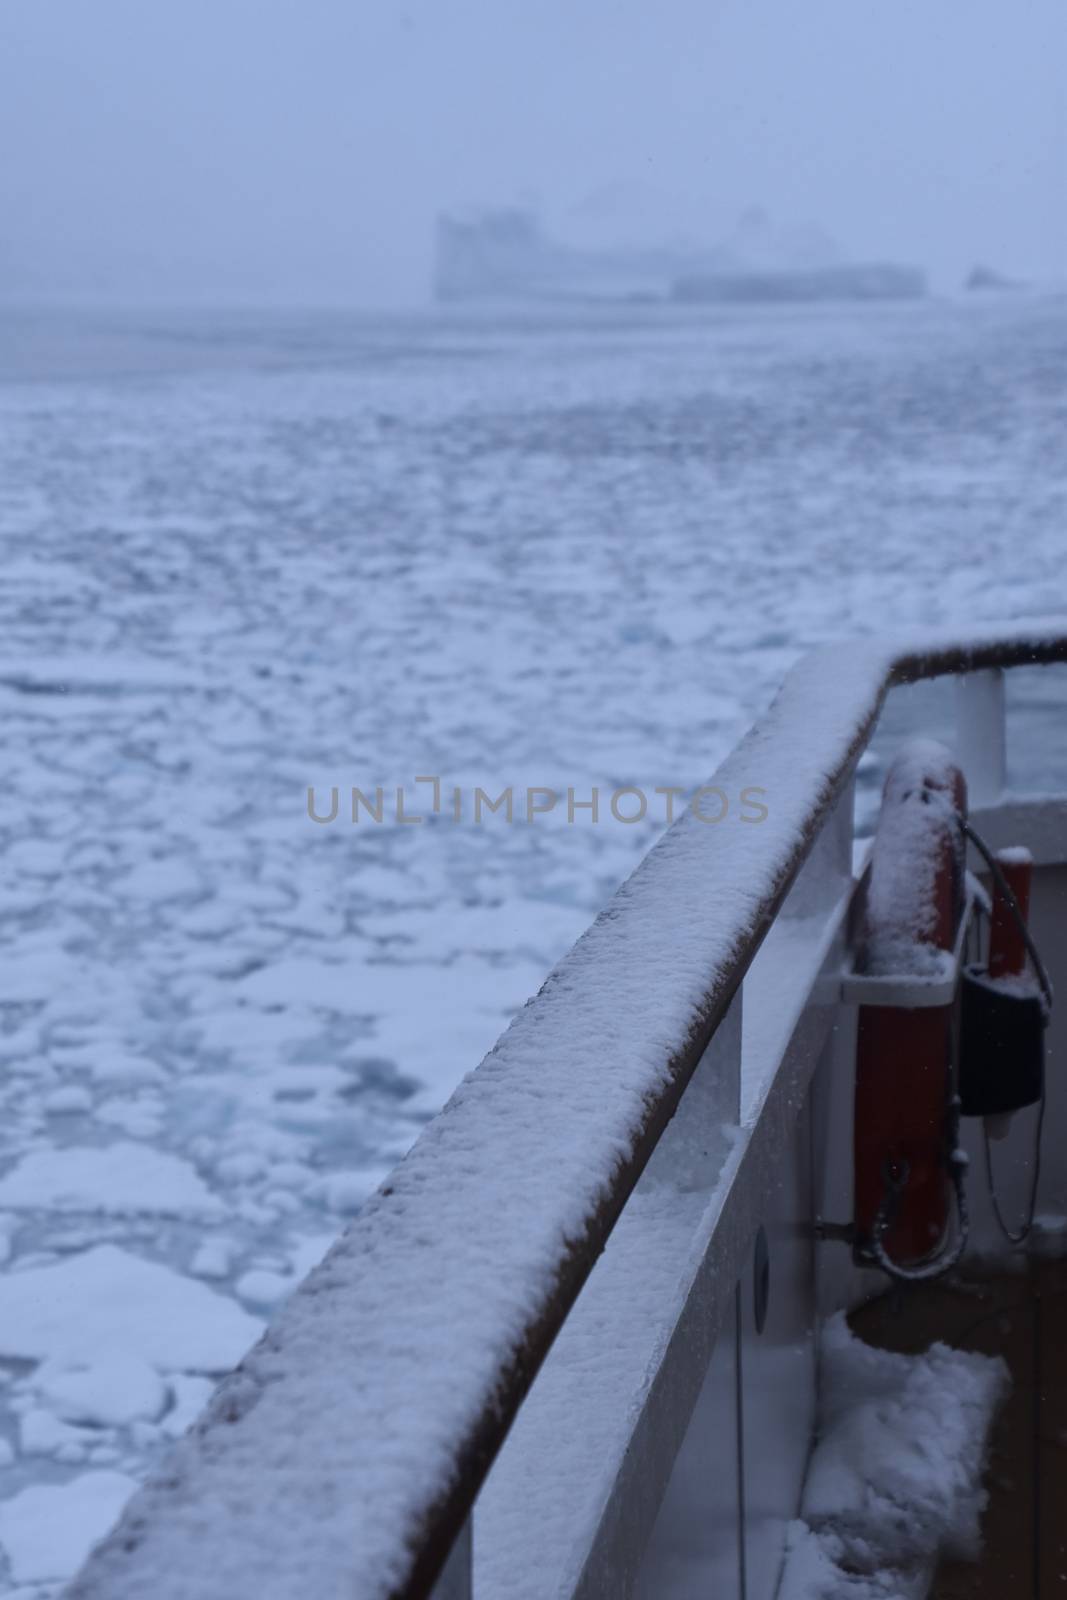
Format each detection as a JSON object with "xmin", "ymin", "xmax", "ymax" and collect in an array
[{"xmin": 68, "ymin": 624, "xmax": 1067, "ymax": 1600}]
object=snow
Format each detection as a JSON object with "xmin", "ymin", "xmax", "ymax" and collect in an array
[
  {"xmin": 32, "ymin": 1357, "xmax": 167, "ymax": 1428},
  {"xmin": 0, "ymin": 1145, "xmax": 221, "ymax": 1218},
  {"xmin": 234, "ymin": 1269, "xmax": 292, "ymax": 1307},
  {"xmin": 189, "ymin": 1239, "xmax": 234, "ymax": 1279},
  {"xmin": 0, "ymin": 1473, "xmax": 138, "ymax": 1586},
  {"xmin": 160, "ymin": 1376, "xmax": 216, "ymax": 1440},
  {"xmin": 0, "ymin": 1246, "xmax": 262, "ymax": 1370},
  {"xmin": 19, "ymin": 1408, "xmax": 96, "ymax": 1460},
  {"xmin": 863, "ymin": 737, "xmax": 962, "ymax": 974},
  {"xmin": 965, "ymin": 964, "xmax": 1043, "ymax": 1003},
  {"xmin": 779, "ymin": 1521, "xmax": 932, "ymax": 1600},
  {"xmin": 996, "ymin": 845, "xmax": 1033, "ymax": 866},
  {"xmin": 1, "ymin": 299, "xmax": 1066, "ymax": 1592},
  {"xmin": 778, "ymin": 1313, "xmax": 1008, "ymax": 1598},
  {"xmin": 43, "ymin": 1087, "xmax": 94, "ymax": 1115}
]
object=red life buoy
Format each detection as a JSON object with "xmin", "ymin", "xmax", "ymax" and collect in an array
[{"xmin": 853, "ymin": 741, "xmax": 967, "ymax": 1272}]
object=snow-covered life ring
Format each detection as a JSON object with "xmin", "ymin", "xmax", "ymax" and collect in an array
[{"xmin": 853, "ymin": 740, "xmax": 967, "ymax": 1272}]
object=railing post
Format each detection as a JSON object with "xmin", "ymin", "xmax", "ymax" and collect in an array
[
  {"xmin": 431, "ymin": 1518, "xmax": 472, "ymax": 1600},
  {"xmin": 955, "ymin": 668, "xmax": 1006, "ymax": 805},
  {"xmin": 781, "ymin": 777, "xmax": 855, "ymax": 920}
]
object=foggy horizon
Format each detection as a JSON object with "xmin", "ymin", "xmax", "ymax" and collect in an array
[{"xmin": 2, "ymin": 0, "xmax": 1066, "ymax": 310}]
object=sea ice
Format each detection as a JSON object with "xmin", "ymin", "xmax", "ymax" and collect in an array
[
  {"xmin": 189, "ymin": 1238, "xmax": 234, "ymax": 1279},
  {"xmin": 32, "ymin": 1356, "xmax": 168, "ymax": 1428},
  {"xmin": 161, "ymin": 1376, "xmax": 216, "ymax": 1440},
  {"xmin": 0, "ymin": 1245, "xmax": 262, "ymax": 1371},
  {"xmin": 234, "ymin": 1269, "xmax": 291, "ymax": 1307},
  {"xmin": 0, "ymin": 1145, "xmax": 221, "ymax": 1219},
  {"xmin": 0, "ymin": 1471, "xmax": 139, "ymax": 1585}
]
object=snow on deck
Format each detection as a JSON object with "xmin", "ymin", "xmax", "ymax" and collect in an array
[{"xmin": 66, "ymin": 623, "xmax": 1067, "ymax": 1600}]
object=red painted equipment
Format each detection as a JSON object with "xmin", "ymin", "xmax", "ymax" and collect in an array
[{"xmin": 853, "ymin": 743, "xmax": 967, "ymax": 1271}]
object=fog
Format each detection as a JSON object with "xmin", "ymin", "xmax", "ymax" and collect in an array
[{"xmin": 1, "ymin": 0, "xmax": 1065, "ymax": 307}]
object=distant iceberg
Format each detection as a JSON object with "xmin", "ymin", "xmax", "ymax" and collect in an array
[
  {"xmin": 434, "ymin": 206, "xmax": 708, "ymax": 304},
  {"xmin": 965, "ymin": 264, "xmax": 1023, "ymax": 292},
  {"xmin": 434, "ymin": 205, "xmax": 926, "ymax": 305},
  {"xmin": 673, "ymin": 262, "xmax": 926, "ymax": 304}
]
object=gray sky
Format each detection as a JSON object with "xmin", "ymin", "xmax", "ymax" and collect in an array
[{"xmin": 2, "ymin": 0, "xmax": 1064, "ymax": 306}]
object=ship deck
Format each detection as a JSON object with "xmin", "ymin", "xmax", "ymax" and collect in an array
[{"xmin": 851, "ymin": 1258, "xmax": 1067, "ymax": 1598}]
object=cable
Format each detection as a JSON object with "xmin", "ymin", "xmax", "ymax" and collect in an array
[
  {"xmin": 983, "ymin": 1095, "xmax": 1045, "ymax": 1246},
  {"xmin": 917, "ymin": 785, "xmax": 1052, "ymax": 1013},
  {"xmin": 957, "ymin": 815, "xmax": 1053, "ymax": 1012}
]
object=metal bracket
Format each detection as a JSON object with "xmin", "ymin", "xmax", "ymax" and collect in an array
[
  {"xmin": 813, "ymin": 1218, "xmax": 855, "ymax": 1244},
  {"xmin": 840, "ymin": 890, "xmax": 976, "ymax": 1009}
]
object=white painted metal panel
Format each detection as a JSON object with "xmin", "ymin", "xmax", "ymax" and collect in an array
[
  {"xmin": 740, "ymin": 1100, "xmax": 816, "ymax": 1600},
  {"xmin": 631, "ymin": 1288, "xmax": 743, "ymax": 1600},
  {"xmin": 969, "ymin": 798, "xmax": 1067, "ymax": 868}
]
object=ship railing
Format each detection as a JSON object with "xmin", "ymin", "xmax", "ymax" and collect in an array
[{"xmin": 68, "ymin": 624, "xmax": 1067, "ymax": 1600}]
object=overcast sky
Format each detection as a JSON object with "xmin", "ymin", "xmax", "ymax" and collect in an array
[{"xmin": 2, "ymin": 0, "xmax": 1064, "ymax": 306}]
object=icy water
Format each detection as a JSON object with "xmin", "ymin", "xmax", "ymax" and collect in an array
[{"xmin": 1, "ymin": 295, "xmax": 1066, "ymax": 1592}]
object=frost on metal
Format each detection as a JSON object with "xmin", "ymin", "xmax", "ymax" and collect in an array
[{"xmin": 65, "ymin": 623, "xmax": 1066, "ymax": 1600}]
